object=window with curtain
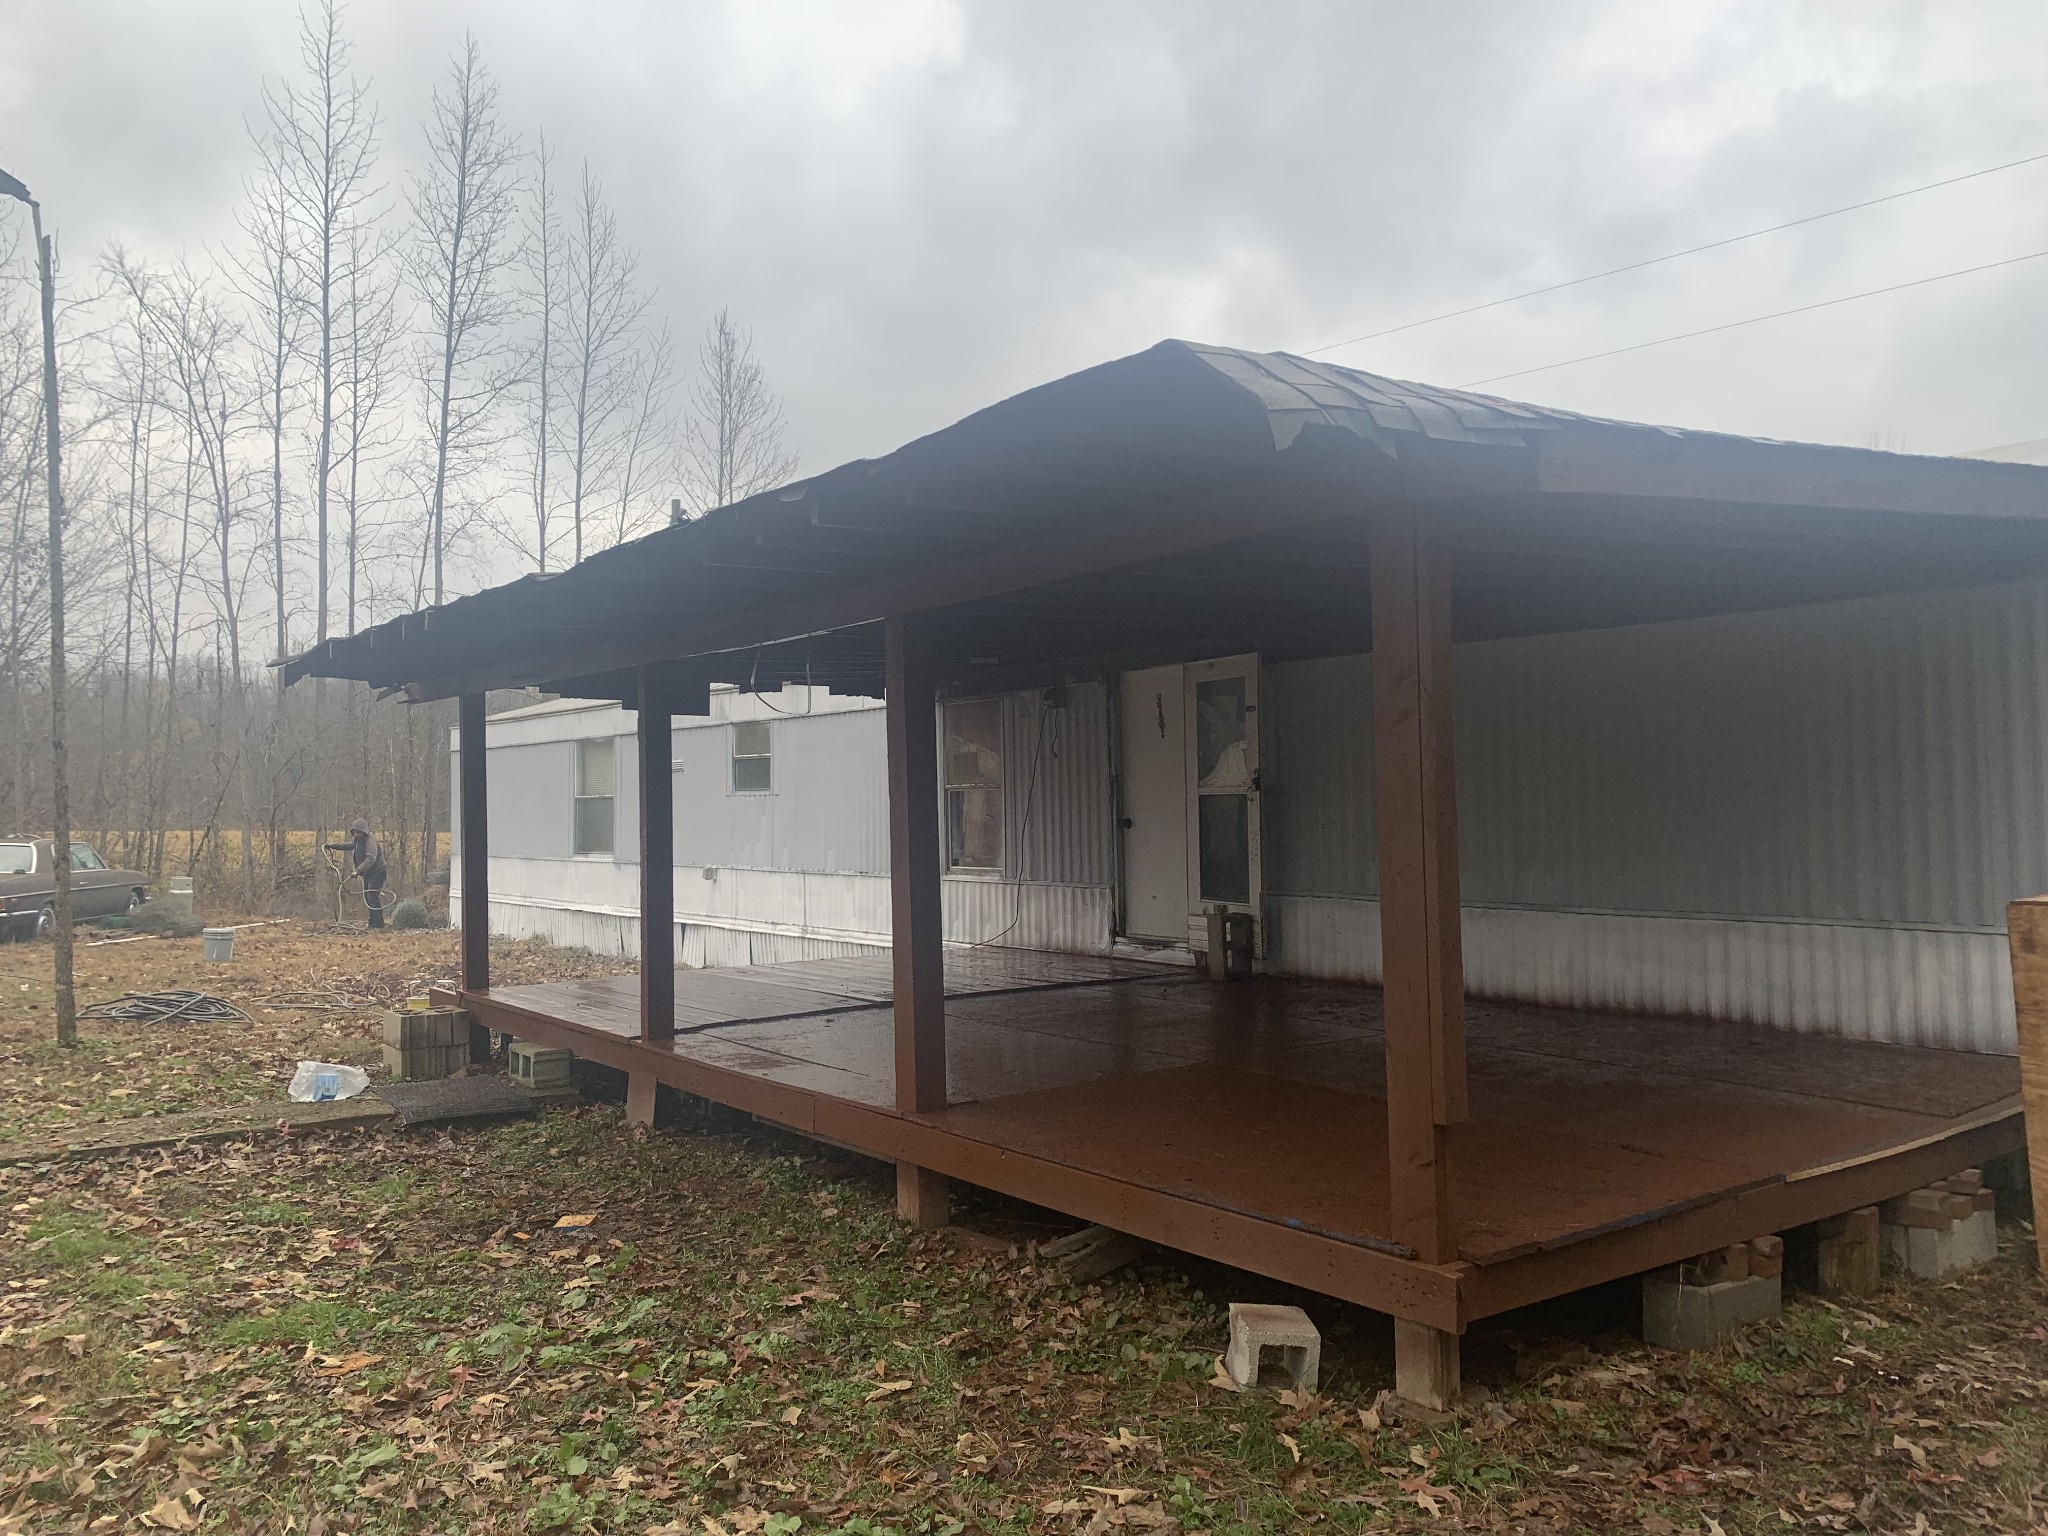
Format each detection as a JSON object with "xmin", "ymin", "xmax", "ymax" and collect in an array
[{"xmin": 943, "ymin": 699, "xmax": 1003, "ymax": 871}]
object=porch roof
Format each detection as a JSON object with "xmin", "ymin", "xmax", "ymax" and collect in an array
[{"xmin": 280, "ymin": 339, "xmax": 2048, "ymax": 703}]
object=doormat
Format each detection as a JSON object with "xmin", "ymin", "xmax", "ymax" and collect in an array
[{"xmin": 370, "ymin": 1076, "xmax": 538, "ymax": 1128}]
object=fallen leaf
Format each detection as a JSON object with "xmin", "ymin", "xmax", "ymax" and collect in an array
[
  {"xmin": 863, "ymin": 1379, "xmax": 913, "ymax": 1403},
  {"xmin": 553, "ymin": 1213, "xmax": 596, "ymax": 1229},
  {"xmin": 1280, "ymin": 1432, "xmax": 1302, "ymax": 1464},
  {"xmin": 139, "ymin": 1495, "xmax": 199, "ymax": 1532}
]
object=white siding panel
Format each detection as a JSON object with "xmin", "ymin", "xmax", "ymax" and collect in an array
[{"xmin": 1266, "ymin": 893, "xmax": 2015, "ymax": 1053}]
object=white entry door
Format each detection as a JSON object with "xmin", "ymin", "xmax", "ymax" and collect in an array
[
  {"xmin": 1184, "ymin": 653, "xmax": 1260, "ymax": 925},
  {"xmin": 1118, "ymin": 665, "xmax": 1189, "ymax": 941}
]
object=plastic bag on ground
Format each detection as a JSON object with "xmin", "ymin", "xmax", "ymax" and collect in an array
[{"xmin": 288, "ymin": 1060, "xmax": 371, "ymax": 1102}]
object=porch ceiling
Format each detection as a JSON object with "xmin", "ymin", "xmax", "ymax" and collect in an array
[{"xmin": 280, "ymin": 340, "xmax": 2048, "ymax": 703}]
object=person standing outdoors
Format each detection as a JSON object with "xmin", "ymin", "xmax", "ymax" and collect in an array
[{"xmin": 325, "ymin": 819, "xmax": 390, "ymax": 929}]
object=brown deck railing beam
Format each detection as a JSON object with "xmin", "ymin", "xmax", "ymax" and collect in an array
[
  {"xmin": 2004, "ymin": 896, "xmax": 2048, "ymax": 1275},
  {"xmin": 886, "ymin": 612, "xmax": 949, "ymax": 1227},
  {"xmin": 457, "ymin": 691, "xmax": 492, "ymax": 1064},
  {"xmin": 1370, "ymin": 502, "xmax": 1469, "ymax": 1409}
]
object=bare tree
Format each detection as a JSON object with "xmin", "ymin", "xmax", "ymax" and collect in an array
[
  {"xmin": 508, "ymin": 132, "xmax": 562, "ymax": 573},
  {"xmin": 336, "ymin": 213, "xmax": 400, "ymax": 635},
  {"xmin": 681, "ymin": 308, "xmax": 797, "ymax": 513},
  {"xmin": 266, "ymin": 0, "xmax": 381, "ymax": 652},
  {"xmin": 406, "ymin": 34, "xmax": 520, "ymax": 605},
  {"xmin": 230, "ymin": 149, "xmax": 303, "ymax": 676},
  {"xmin": 600, "ymin": 317, "xmax": 679, "ymax": 548},
  {"xmin": 561, "ymin": 161, "xmax": 647, "ymax": 562}
]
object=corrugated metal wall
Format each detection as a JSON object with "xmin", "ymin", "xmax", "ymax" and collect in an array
[
  {"xmin": 1261, "ymin": 579, "xmax": 2048, "ymax": 929},
  {"xmin": 1255, "ymin": 577, "xmax": 2048, "ymax": 1052},
  {"xmin": 671, "ymin": 707, "xmax": 890, "ymax": 874},
  {"xmin": 1005, "ymin": 682, "xmax": 1116, "ymax": 887}
]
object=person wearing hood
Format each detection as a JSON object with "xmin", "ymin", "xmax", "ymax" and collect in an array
[{"xmin": 325, "ymin": 819, "xmax": 389, "ymax": 929}]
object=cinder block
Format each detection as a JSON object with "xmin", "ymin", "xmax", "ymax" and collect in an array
[
  {"xmin": 1817, "ymin": 1207, "xmax": 1881, "ymax": 1297},
  {"xmin": 381, "ymin": 1040, "xmax": 467, "ymax": 1082},
  {"xmin": 1748, "ymin": 1233, "xmax": 1785, "ymax": 1279},
  {"xmin": 1643, "ymin": 1271, "xmax": 1782, "ymax": 1351},
  {"xmin": 381, "ymin": 1008, "xmax": 468, "ymax": 1050},
  {"xmin": 1224, "ymin": 1302, "xmax": 1321, "ymax": 1393},
  {"xmin": 1881, "ymin": 1206, "xmax": 1998, "ymax": 1280},
  {"xmin": 1973, "ymin": 1187, "xmax": 1998, "ymax": 1213},
  {"xmin": 509, "ymin": 1041, "xmax": 574, "ymax": 1090}
]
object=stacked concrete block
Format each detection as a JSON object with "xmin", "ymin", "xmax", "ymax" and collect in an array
[
  {"xmin": 509, "ymin": 1041, "xmax": 574, "ymax": 1091},
  {"xmin": 1880, "ymin": 1169, "xmax": 1998, "ymax": 1280},
  {"xmin": 381, "ymin": 1007, "xmax": 470, "ymax": 1082},
  {"xmin": 1643, "ymin": 1239, "xmax": 1785, "ymax": 1350}
]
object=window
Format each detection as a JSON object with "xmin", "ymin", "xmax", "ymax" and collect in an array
[
  {"xmin": 573, "ymin": 737, "xmax": 616, "ymax": 856},
  {"xmin": 70, "ymin": 843, "xmax": 106, "ymax": 872},
  {"xmin": 943, "ymin": 698, "xmax": 1003, "ymax": 871},
  {"xmin": 0, "ymin": 844, "xmax": 31, "ymax": 875},
  {"xmin": 731, "ymin": 720, "xmax": 772, "ymax": 793}
]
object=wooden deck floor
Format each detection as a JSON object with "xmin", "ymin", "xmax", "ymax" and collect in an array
[{"xmin": 456, "ymin": 950, "xmax": 2024, "ymax": 1326}]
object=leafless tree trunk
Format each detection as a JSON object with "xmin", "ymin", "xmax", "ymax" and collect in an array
[
  {"xmin": 603, "ymin": 318, "xmax": 679, "ymax": 547},
  {"xmin": 681, "ymin": 308, "xmax": 798, "ymax": 514},
  {"xmin": 337, "ymin": 215, "xmax": 398, "ymax": 636},
  {"xmin": 231, "ymin": 155, "xmax": 302, "ymax": 679},
  {"xmin": 562, "ymin": 161, "xmax": 647, "ymax": 563},
  {"xmin": 515, "ymin": 133, "xmax": 561, "ymax": 572},
  {"xmin": 267, "ymin": 0, "xmax": 380, "ymax": 655},
  {"xmin": 406, "ymin": 33, "xmax": 519, "ymax": 605}
]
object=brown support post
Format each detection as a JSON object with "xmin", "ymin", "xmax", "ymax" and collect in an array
[
  {"xmin": 2004, "ymin": 896, "xmax": 2048, "ymax": 1276},
  {"xmin": 629, "ymin": 668, "xmax": 678, "ymax": 1127},
  {"xmin": 886, "ymin": 612, "xmax": 949, "ymax": 1228},
  {"xmin": 457, "ymin": 692, "xmax": 492, "ymax": 1064},
  {"xmin": 1370, "ymin": 502, "xmax": 1467, "ymax": 1409}
]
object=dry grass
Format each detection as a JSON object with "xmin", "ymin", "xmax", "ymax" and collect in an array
[{"xmin": 0, "ymin": 925, "xmax": 2042, "ymax": 1535}]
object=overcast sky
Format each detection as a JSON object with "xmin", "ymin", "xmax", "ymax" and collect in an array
[{"xmin": 8, "ymin": 0, "xmax": 2048, "ymax": 472}]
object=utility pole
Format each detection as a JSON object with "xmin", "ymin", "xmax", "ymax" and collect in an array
[{"xmin": 1, "ymin": 166, "xmax": 75, "ymax": 1048}]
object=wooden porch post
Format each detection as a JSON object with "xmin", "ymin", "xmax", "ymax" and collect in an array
[
  {"xmin": 628, "ymin": 667, "xmax": 678, "ymax": 1129},
  {"xmin": 1370, "ymin": 502, "xmax": 1467, "ymax": 1409},
  {"xmin": 886, "ymin": 612, "xmax": 950, "ymax": 1228},
  {"xmin": 457, "ymin": 692, "xmax": 492, "ymax": 1064},
  {"xmin": 2004, "ymin": 897, "xmax": 2048, "ymax": 1275}
]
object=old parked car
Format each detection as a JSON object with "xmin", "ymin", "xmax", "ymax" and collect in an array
[{"xmin": 0, "ymin": 839, "xmax": 150, "ymax": 939}]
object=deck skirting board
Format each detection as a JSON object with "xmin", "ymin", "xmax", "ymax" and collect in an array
[{"xmin": 1266, "ymin": 894, "xmax": 2016, "ymax": 1054}]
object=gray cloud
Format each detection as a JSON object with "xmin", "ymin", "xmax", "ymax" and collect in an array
[{"xmin": 7, "ymin": 0, "xmax": 2047, "ymax": 482}]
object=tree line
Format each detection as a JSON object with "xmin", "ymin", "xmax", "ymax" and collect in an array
[{"xmin": 0, "ymin": 4, "xmax": 799, "ymax": 913}]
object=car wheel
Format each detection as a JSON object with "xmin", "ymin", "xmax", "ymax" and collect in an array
[
  {"xmin": 126, "ymin": 888, "xmax": 145, "ymax": 914},
  {"xmin": 34, "ymin": 904, "xmax": 54, "ymax": 941}
]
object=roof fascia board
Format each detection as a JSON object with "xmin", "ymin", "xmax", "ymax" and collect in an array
[
  {"xmin": 1538, "ymin": 426, "xmax": 2048, "ymax": 519},
  {"xmin": 400, "ymin": 460, "xmax": 1393, "ymax": 700}
]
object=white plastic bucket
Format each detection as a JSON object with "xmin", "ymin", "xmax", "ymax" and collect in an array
[{"xmin": 202, "ymin": 927, "xmax": 235, "ymax": 962}]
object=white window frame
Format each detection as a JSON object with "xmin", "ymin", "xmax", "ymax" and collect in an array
[
  {"xmin": 572, "ymin": 736, "xmax": 617, "ymax": 857},
  {"xmin": 730, "ymin": 720, "xmax": 773, "ymax": 794},
  {"xmin": 943, "ymin": 697, "xmax": 1004, "ymax": 874}
]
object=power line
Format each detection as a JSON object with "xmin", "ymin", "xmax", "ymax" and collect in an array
[
  {"xmin": 1455, "ymin": 247, "xmax": 2048, "ymax": 389},
  {"xmin": 1303, "ymin": 149, "xmax": 2048, "ymax": 358}
]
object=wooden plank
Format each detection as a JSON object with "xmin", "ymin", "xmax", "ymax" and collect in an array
[
  {"xmin": 449, "ymin": 984, "xmax": 1465, "ymax": 1330},
  {"xmin": 886, "ymin": 614, "xmax": 947, "ymax": 1114},
  {"xmin": 637, "ymin": 667, "xmax": 676, "ymax": 1042},
  {"xmin": 1463, "ymin": 1112, "xmax": 2022, "ymax": 1320},
  {"xmin": 1369, "ymin": 502, "xmax": 1466, "ymax": 1265},
  {"xmin": 402, "ymin": 473, "xmax": 1358, "ymax": 701},
  {"xmin": 457, "ymin": 693, "xmax": 490, "ymax": 996},
  {"xmin": 2005, "ymin": 896, "xmax": 2048, "ymax": 1275}
]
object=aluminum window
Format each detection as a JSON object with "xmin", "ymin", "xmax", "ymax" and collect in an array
[
  {"xmin": 731, "ymin": 720, "xmax": 772, "ymax": 793},
  {"xmin": 573, "ymin": 737, "xmax": 616, "ymax": 856},
  {"xmin": 943, "ymin": 698, "xmax": 1003, "ymax": 871}
]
